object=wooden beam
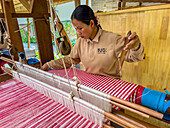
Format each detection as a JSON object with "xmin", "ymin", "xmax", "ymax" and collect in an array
[
  {"xmin": 53, "ymin": 0, "xmax": 73, "ymax": 5},
  {"xmin": 118, "ymin": 0, "xmax": 122, "ymax": 10},
  {"xmin": 27, "ymin": 18, "xmax": 30, "ymax": 48},
  {"xmin": 0, "ymin": 73, "xmax": 12, "ymax": 83},
  {"xmin": 122, "ymin": 0, "xmax": 170, "ymax": 3},
  {"xmin": 2, "ymin": 0, "xmax": 25, "ymax": 61},
  {"xmin": 30, "ymin": 0, "xmax": 35, "ymax": 13},
  {"xmin": 0, "ymin": 13, "xmax": 50, "ymax": 18},
  {"xmin": 18, "ymin": 0, "xmax": 30, "ymax": 11},
  {"xmin": 31, "ymin": 0, "xmax": 54, "ymax": 65},
  {"xmin": 12, "ymin": 13, "xmax": 50, "ymax": 18},
  {"xmin": 75, "ymin": 0, "xmax": 80, "ymax": 8},
  {"xmin": 86, "ymin": 0, "xmax": 88, "ymax": 5}
]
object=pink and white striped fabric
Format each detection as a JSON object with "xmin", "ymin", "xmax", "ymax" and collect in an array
[
  {"xmin": 49, "ymin": 68, "xmax": 140, "ymax": 104},
  {"xmin": 0, "ymin": 79, "xmax": 101, "ymax": 128}
]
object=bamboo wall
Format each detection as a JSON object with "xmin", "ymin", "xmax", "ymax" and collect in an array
[{"xmin": 97, "ymin": 4, "xmax": 170, "ymax": 91}]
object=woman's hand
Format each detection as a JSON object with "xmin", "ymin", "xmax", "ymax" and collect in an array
[
  {"xmin": 41, "ymin": 63, "xmax": 50, "ymax": 71},
  {"xmin": 122, "ymin": 32, "xmax": 140, "ymax": 51}
]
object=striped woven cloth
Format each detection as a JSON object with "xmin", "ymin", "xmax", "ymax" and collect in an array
[
  {"xmin": 0, "ymin": 79, "xmax": 101, "ymax": 128},
  {"xmin": 49, "ymin": 68, "xmax": 142, "ymax": 104}
]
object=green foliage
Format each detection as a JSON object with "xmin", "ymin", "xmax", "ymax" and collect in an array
[
  {"xmin": 20, "ymin": 29, "xmax": 37, "ymax": 43},
  {"xmin": 62, "ymin": 21, "xmax": 77, "ymax": 46},
  {"xmin": 54, "ymin": 49, "xmax": 62, "ymax": 60},
  {"xmin": 20, "ymin": 20, "xmax": 76, "ymax": 60},
  {"xmin": 35, "ymin": 50, "xmax": 40, "ymax": 59}
]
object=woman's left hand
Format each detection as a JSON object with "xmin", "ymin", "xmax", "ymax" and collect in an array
[{"xmin": 122, "ymin": 32, "xmax": 140, "ymax": 51}]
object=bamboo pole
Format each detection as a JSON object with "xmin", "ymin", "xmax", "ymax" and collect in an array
[
  {"xmin": 103, "ymin": 123, "xmax": 115, "ymax": 128},
  {"xmin": 110, "ymin": 100, "xmax": 149, "ymax": 118},
  {"xmin": 78, "ymin": 83, "xmax": 163, "ymax": 119},
  {"xmin": 104, "ymin": 111, "xmax": 141, "ymax": 128},
  {"xmin": 109, "ymin": 95, "xmax": 163, "ymax": 119},
  {"xmin": 27, "ymin": 18, "xmax": 30, "ymax": 48},
  {"xmin": 105, "ymin": 116, "xmax": 128, "ymax": 128}
]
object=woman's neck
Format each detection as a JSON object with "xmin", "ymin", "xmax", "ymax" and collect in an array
[{"xmin": 90, "ymin": 26, "xmax": 98, "ymax": 40}]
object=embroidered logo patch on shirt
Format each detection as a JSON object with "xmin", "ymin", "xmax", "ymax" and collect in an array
[{"xmin": 98, "ymin": 48, "xmax": 107, "ymax": 54}]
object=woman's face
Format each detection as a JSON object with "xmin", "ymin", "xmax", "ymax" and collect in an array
[{"xmin": 72, "ymin": 18, "xmax": 94, "ymax": 39}]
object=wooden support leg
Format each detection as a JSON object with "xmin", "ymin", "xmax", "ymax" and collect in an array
[
  {"xmin": 75, "ymin": 0, "xmax": 80, "ymax": 8},
  {"xmin": 118, "ymin": 0, "xmax": 122, "ymax": 10},
  {"xmin": 31, "ymin": 0, "xmax": 54, "ymax": 65},
  {"xmin": 2, "ymin": 0, "xmax": 25, "ymax": 61}
]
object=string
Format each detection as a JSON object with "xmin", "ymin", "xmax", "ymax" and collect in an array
[
  {"xmin": 48, "ymin": 0, "xmax": 75, "ymax": 110},
  {"xmin": 14, "ymin": 19, "xmax": 49, "ymax": 33},
  {"xmin": 0, "ymin": 19, "xmax": 11, "ymax": 47},
  {"xmin": 0, "ymin": 19, "xmax": 6, "ymax": 32}
]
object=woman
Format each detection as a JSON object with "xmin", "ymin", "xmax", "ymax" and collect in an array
[{"xmin": 41, "ymin": 5, "xmax": 144, "ymax": 79}]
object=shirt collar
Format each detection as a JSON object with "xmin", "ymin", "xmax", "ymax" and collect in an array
[{"xmin": 87, "ymin": 28, "xmax": 102, "ymax": 43}]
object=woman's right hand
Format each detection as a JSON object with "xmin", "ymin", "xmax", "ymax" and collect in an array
[{"xmin": 41, "ymin": 63, "xmax": 50, "ymax": 71}]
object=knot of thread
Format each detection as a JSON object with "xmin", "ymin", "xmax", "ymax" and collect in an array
[
  {"xmin": 69, "ymin": 91, "xmax": 75, "ymax": 100},
  {"xmin": 75, "ymin": 77, "xmax": 80, "ymax": 91}
]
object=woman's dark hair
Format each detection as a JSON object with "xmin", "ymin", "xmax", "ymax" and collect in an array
[{"xmin": 71, "ymin": 5, "xmax": 102, "ymax": 29}]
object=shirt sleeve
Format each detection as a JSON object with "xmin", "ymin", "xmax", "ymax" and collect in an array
[
  {"xmin": 48, "ymin": 38, "xmax": 81, "ymax": 69},
  {"xmin": 115, "ymin": 34, "xmax": 145, "ymax": 62}
]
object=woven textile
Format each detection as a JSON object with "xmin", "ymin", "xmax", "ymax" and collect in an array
[
  {"xmin": 0, "ymin": 79, "xmax": 101, "ymax": 128},
  {"xmin": 49, "ymin": 68, "xmax": 139, "ymax": 102}
]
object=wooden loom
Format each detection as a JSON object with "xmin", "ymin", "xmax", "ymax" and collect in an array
[
  {"xmin": 0, "ymin": 56, "xmax": 165, "ymax": 128},
  {"xmin": 0, "ymin": 0, "xmax": 169, "ymax": 127}
]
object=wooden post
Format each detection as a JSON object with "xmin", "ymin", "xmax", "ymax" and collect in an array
[
  {"xmin": 30, "ymin": 0, "xmax": 54, "ymax": 65},
  {"xmin": 0, "ymin": 73, "xmax": 12, "ymax": 83},
  {"xmin": 75, "ymin": 0, "xmax": 80, "ymax": 8},
  {"xmin": 86, "ymin": 0, "xmax": 88, "ymax": 6},
  {"xmin": 18, "ymin": 0, "xmax": 30, "ymax": 11},
  {"xmin": 118, "ymin": 0, "xmax": 122, "ymax": 10},
  {"xmin": 1, "ymin": 0, "xmax": 25, "ymax": 60},
  {"xmin": 27, "ymin": 18, "xmax": 30, "ymax": 48},
  {"xmin": 122, "ymin": 2, "xmax": 126, "ymax": 8},
  {"xmin": 139, "ymin": 2, "xmax": 142, "ymax": 6}
]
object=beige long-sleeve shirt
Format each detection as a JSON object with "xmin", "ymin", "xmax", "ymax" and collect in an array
[{"xmin": 48, "ymin": 29, "xmax": 144, "ymax": 78}]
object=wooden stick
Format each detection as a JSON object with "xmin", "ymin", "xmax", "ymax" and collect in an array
[
  {"xmin": 103, "ymin": 123, "xmax": 115, "ymax": 128},
  {"xmin": 116, "ymin": 30, "xmax": 131, "ymax": 74},
  {"xmin": 0, "ymin": 56, "xmax": 15, "ymax": 64},
  {"xmin": 104, "ymin": 111, "xmax": 141, "ymax": 128},
  {"xmin": 109, "ymin": 95, "xmax": 163, "ymax": 119},
  {"xmin": 105, "ymin": 116, "xmax": 128, "ymax": 128},
  {"xmin": 1, "ymin": 67, "xmax": 13, "ymax": 76},
  {"xmin": 79, "ymin": 84, "xmax": 163, "ymax": 119},
  {"xmin": 113, "ymin": 110, "xmax": 158, "ymax": 128},
  {"xmin": 110, "ymin": 100, "xmax": 149, "ymax": 118},
  {"xmin": 0, "ymin": 73, "xmax": 12, "ymax": 82}
]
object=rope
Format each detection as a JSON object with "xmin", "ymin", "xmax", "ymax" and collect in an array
[{"xmin": 49, "ymin": 0, "xmax": 75, "ymax": 101}]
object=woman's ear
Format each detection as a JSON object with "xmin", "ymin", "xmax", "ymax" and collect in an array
[{"xmin": 90, "ymin": 20, "xmax": 95, "ymax": 28}]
